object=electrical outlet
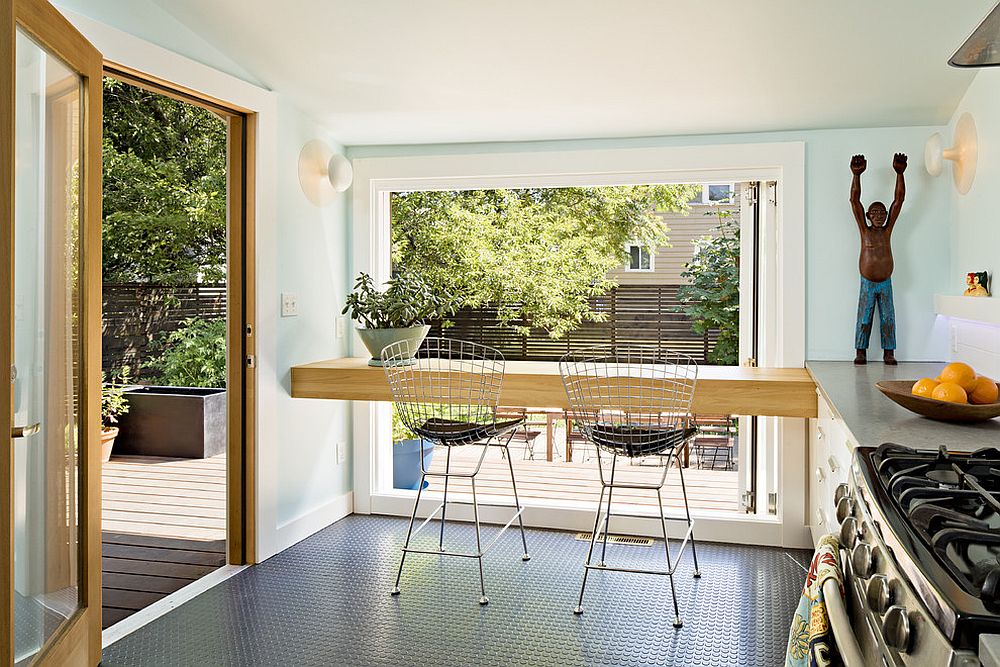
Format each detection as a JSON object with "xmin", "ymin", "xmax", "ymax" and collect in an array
[
  {"xmin": 336, "ymin": 441, "xmax": 346, "ymax": 464},
  {"xmin": 951, "ymin": 324, "xmax": 959, "ymax": 354},
  {"xmin": 336, "ymin": 316, "xmax": 346, "ymax": 339},
  {"xmin": 281, "ymin": 292, "xmax": 298, "ymax": 317}
]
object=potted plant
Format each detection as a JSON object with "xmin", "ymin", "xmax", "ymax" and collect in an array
[
  {"xmin": 342, "ymin": 271, "xmax": 460, "ymax": 366},
  {"xmin": 101, "ymin": 368, "xmax": 132, "ymax": 462},
  {"xmin": 116, "ymin": 317, "xmax": 228, "ymax": 459},
  {"xmin": 391, "ymin": 406, "xmax": 433, "ymax": 490}
]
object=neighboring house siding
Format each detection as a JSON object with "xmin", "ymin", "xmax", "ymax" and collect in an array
[{"xmin": 609, "ymin": 189, "xmax": 742, "ymax": 286}]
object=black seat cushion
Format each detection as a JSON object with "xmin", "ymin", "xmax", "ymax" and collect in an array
[
  {"xmin": 414, "ymin": 417, "xmax": 525, "ymax": 445},
  {"xmin": 589, "ymin": 423, "xmax": 698, "ymax": 458}
]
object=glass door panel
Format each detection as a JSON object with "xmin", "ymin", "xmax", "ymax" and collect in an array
[{"xmin": 12, "ymin": 27, "xmax": 83, "ymax": 664}]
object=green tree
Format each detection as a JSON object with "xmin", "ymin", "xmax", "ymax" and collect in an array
[
  {"xmin": 677, "ymin": 209, "xmax": 740, "ymax": 365},
  {"xmin": 390, "ymin": 185, "xmax": 697, "ymax": 337},
  {"xmin": 102, "ymin": 77, "xmax": 227, "ymax": 284}
]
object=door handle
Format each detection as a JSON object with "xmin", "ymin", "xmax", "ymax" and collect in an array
[{"xmin": 12, "ymin": 423, "xmax": 41, "ymax": 438}]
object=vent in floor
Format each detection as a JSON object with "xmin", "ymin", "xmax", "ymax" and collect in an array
[{"xmin": 574, "ymin": 533, "xmax": 655, "ymax": 546}]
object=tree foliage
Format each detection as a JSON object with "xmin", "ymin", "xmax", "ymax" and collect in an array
[
  {"xmin": 677, "ymin": 209, "xmax": 740, "ymax": 365},
  {"xmin": 102, "ymin": 77, "xmax": 227, "ymax": 284},
  {"xmin": 390, "ymin": 185, "xmax": 697, "ymax": 337}
]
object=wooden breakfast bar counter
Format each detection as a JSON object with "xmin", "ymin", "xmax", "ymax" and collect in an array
[{"xmin": 290, "ymin": 358, "xmax": 819, "ymax": 418}]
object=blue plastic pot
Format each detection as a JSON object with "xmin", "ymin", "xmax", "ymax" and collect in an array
[{"xmin": 393, "ymin": 438, "xmax": 434, "ymax": 490}]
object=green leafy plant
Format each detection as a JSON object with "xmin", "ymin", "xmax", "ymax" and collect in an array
[
  {"xmin": 676, "ymin": 209, "xmax": 740, "ymax": 365},
  {"xmin": 392, "ymin": 405, "xmax": 416, "ymax": 443},
  {"xmin": 342, "ymin": 272, "xmax": 461, "ymax": 329},
  {"xmin": 147, "ymin": 317, "xmax": 227, "ymax": 387},
  {"xmin": 102, "ymin": 367, "xmax": 132, "ymax": 429}
]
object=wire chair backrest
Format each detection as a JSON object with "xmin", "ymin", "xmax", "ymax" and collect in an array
[
  {"xmin": 382, "ymin": 337, "xmax": 505, "ymax": 442},
  {"xmin": 559, "ymin": 346, "xmax": 698, "ymax": 457}
]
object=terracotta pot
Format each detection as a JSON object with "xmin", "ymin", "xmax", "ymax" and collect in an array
[{"xmin": 101, "ymin": 427, "xmax": 119, "ymax": 463}]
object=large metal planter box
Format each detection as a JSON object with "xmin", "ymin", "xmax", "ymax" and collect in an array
[{"xmin": 116, "ymin": 386, "xmax": 227, "ymax": 458}]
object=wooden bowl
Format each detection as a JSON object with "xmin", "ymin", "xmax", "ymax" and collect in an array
[{"xmin": 876, "ymin": 380, "xmax": 1000, "ymax": 423}]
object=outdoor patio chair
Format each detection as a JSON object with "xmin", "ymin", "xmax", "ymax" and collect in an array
[
  {"xmin": 496, "ymin": 407, "xmax": 544, "ymax": 460},
  {"xmin": 692, "ymin": 414, "xmax": 735, "ymax": 470},
  {"xmin": 559, "ymin": 345, "xmax": 701, "ymax": 627},
  {"xmin": 383, "ymin": 337, "xmax": 530, "ymax": 605}
]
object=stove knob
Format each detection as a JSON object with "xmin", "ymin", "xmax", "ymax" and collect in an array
[
  {"xmin": 866, "ymin": 575, "xmax": 892, "ymax": 613},
  {"xmin": 839, "ymin": 516, "xmax": 859, "ymax": 549},
  {"xmin": 833, "ymin": 482, "xmax": 850, "ymax": 505},
  {"xmin": 835, "ymin": 495, "xmax": 855, "ymax": 523},
  {"xmin": 852, "ymin": 542, "xmax": 874, "ymax": 578},
  {"xmin": 882, "ymin": 605, "xmax": 912, "ymax": 653}
]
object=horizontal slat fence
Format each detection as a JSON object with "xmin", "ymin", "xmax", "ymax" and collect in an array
[
  {"xmin": 102, "ymin": 283, "xmax": 226, "ymax": 376},
  {"xmin": 428, "ymin": 285, "xmax": 720, "ymax": 363}
]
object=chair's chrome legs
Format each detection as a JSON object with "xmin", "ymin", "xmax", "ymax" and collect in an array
[
  {"xmin": 392, "ymin": 468, "xmax": 427, "ymax": 596},
  {"xmin": 470, "ymin": 477, "xmax": 489, "ymax": 605},
  {"xmin": 598, "ymin": 454, "xmax": 618, "ymax": 568},
  {"xmin": 574, "ymin": 484, "xmax": 607, "ymax": 615},
  {"xmin": 656, "ymin": 487, "xmax": 684, "ymax": 628},
  {"xmin": 676, "ymin": 457, "xmax": 702, "ymax": 578},
  {"xmin": 503, "ymin": 444, "xmax": 530, "ymax": 561},
  {"xmin": 438, "ymin": 447, "xmax": 452, "ymax": 552}
]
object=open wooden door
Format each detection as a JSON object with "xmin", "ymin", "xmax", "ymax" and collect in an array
[{"xmin": 1, "ymin": 0, "xmax": 102, "ymax": 664}]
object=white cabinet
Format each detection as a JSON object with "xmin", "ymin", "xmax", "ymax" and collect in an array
[{"xmin": 808, "ymin": 389, "xmax": 854, "ymax": 546}]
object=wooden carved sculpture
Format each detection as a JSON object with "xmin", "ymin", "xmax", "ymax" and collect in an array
[{"xmin": 849, "ymin": 153, "xmax": 907, "ymax": 365}]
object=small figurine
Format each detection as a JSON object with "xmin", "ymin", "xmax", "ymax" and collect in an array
[
  {"xmin": 849, "ymin": 153, "xmax": 907, "ymax": 366},
  {"xmin": 964, "ymin": 271, "xmax": 990, "ymax": 297}
]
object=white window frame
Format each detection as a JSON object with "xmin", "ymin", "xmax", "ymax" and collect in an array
[
  {"xmin": 350, "ymin": 141, "xmax": 806, "ymax": 548},
  {"xmin": 690, "ymin": 182, "xmax": 737, "ymax": 205},
  {"xmin": 624, "ymin": 242, "xmax": 654, "ymax": 272}
]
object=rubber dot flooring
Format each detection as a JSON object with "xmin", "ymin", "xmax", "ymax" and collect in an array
[{"xmin": 102, "ymin": 514, "xmax": 810, "ymax": 666}]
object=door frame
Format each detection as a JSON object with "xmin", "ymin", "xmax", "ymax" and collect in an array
[
  {"xmin": 1, "ymin": 0, "xmax": 103, "ymax": 664},
  {"xmin": 99, "ymin": 63, "xmax": 258, "ymax": 566}
]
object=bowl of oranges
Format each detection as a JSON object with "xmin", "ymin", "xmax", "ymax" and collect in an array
[{"xmin": 875, "ymin": 362, "xmax": 1000, "ymax": 423}]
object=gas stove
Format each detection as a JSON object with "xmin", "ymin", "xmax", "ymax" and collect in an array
[{"xmin": 838, "ymin": 443, "xmax": 1000, "ymax": 666}]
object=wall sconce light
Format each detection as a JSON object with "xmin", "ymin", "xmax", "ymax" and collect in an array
[
  {"xmin": 924, "ymin": 112, "xmax": 978, "ymax": 194},
  {"xmin": 298, "ymin": 139, "xmax": 353, "ymax": 207}
]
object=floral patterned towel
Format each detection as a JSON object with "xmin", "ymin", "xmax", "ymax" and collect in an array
[{"xmin": 785, "ymin": 534, "xmax": 844, "ymax": 667}]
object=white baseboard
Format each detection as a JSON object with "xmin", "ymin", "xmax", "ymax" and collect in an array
[{"xmin": 272, "ymin": 491, "xmax": 354, "ymax": 556}]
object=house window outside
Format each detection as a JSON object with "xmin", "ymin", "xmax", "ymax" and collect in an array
[
  {"xmin": 687, "ymin": 183, "xmax": 735, "ymax": 205},
  {"xmin": 626, "ymin": 243, "xmax": 653, "ymax": 271}
]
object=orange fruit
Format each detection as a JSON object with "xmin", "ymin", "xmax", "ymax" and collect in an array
[
  {"xmin": 969, "ymin": 376, "xmax": 999, "ymax": 405},
  {"xmin": 911, "ymin": 378, "xmax": 939, "ymax": 398},
  {"xmin": 931, "ymin": 382, "xmax": 968, "ymax": 404},
  {"xmin": 938, "ymin": 362, "xmax": 978, "ymax": 393}
]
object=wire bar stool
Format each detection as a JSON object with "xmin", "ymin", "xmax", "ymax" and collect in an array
[
  {"xmin": 559, "ymin": 345, "xmax": 702, "ymax": 627},
  {"xmin": 383, "ymin": 337, "xmax": 530, "ymax": 605}
]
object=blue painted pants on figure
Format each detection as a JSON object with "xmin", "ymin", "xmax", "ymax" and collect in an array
[{"xmin": 855, "ymin": 277, "xmax": 895, "ymax": 351}]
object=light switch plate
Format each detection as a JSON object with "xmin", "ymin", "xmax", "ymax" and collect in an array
[
  {"xmin": 336, "ymin": 316, "xmax": 346, "ymax": 339},
  {"xmin": 281, "ymin": 292, "xmax": 298, "ymax": 317},
  {"xmin": 336, "ymin": 441, "xmax": 346, "ymax": 464}
]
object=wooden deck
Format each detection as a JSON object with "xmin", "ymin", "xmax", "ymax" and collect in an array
[
  {"xmin": 101, "ymin": 455, "xmax": 227, "ymax": 629},
  {"xmin": 424, "ymin": 444, "xmax": 739, "ymax": 512}
]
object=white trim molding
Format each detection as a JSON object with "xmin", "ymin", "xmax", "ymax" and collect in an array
[{"xmin": 350, "ymin": 141, "xmax": 807, "ymax": 548}]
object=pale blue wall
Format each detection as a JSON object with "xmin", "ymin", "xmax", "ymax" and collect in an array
[
  {"xmin": 948, "ymin": 68, "xmax": 1000, "ymax": 286},
  {"xmin": 349, "ymin": 127, "xmax": 953, "ymax": 362},
  {"xmin": 55, "ymin": 0, "xmax": 265, "ymax": 86}
]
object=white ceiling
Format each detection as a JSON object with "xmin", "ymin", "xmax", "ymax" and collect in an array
[{"xmin": 152, "ymin": 0, "xmax": 993, "ymax": 146}]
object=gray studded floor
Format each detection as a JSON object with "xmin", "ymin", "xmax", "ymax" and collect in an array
[{"xmin": 102, "ymin": 515, "xmax": 810, "ymax": 666}]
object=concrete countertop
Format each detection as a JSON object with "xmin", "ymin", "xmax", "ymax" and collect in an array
[{"xmin": 806, "ymin": 361, "xmax": 1000, "ymax": 453}]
